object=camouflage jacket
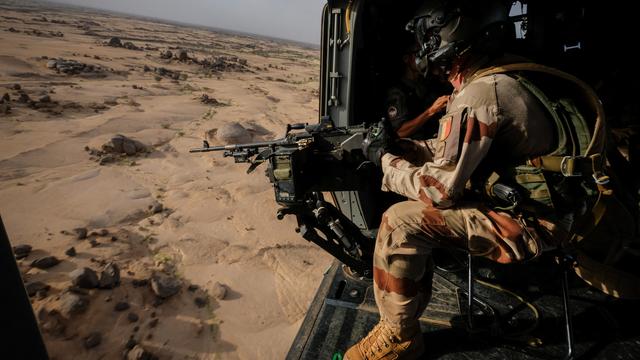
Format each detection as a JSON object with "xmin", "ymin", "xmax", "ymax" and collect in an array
[{"xmin": 381, "ymin": 67, "xmax": 557, "ymax": 208}]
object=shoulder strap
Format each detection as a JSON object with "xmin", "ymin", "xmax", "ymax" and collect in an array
[{"xmin": 464, "ymin": 63, "xmax": 606, "ymax": 158}]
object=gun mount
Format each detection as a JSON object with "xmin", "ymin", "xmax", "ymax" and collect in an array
[{"xmin": 191, "ymin": 117, "xmax": 376, "ymax": 276}]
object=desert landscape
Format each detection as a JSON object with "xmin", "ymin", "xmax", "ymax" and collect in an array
[{"xmin": 0, "ymin": 1, "xmax": 332, "ymax": 359}]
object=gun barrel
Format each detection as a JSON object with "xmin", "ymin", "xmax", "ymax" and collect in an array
[{"xmin": 189, "ymin": 138, "xmax": 289, "ymax": 153}]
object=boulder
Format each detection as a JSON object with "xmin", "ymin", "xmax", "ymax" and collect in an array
[
  {"xmin": 58, "ymin": 292, "xmax": 89, "ymax": 317},
  {"xmin": 83, "ymin": 332, "xmax": 101, "ymax": 349},
  {"xmin": 13, "ymin": 244, "xmax": 32, "ymax": 259},
  {"xmin": 101, "ymin": 134, "xmax": 147, "ymax": 155},
  {"xmin": 114, "ymin": 301, "xmax": 130, "ymax": 311},
  {"xmin": 65, "ymin": 247, "xmax": 77, "ymax": 257},
  {"xmin": 211, "ymin": 282, "xmax": 227, "ymax": 300},
  {"xmin": 159, "ymin": 50, "xmax": 172, "ymax": 59},
  {"xmin": 73, "ymin": 227, "xmax": 87, "ymax": 240},
  {"xmin": 69, "ymin": 267, "xmax": 99, "ymax": 289},
  {"xmin": 31, "ymin": 256, "xmax": 60, "ymax": 269},
  {"xmin": 216, "ymin": 123, "xmax": 251, "ymax": 144},
  {"xmin": 99, "ymin": 262, "xmax": 120, "ymax": 289},
  {"xmin": 108, "ymin": 37, "xmax": 122, "ymax": 47},
  {"xmin": 25, "ymin": 281, "xmax": 50, "ymax": 297},
  {"xmin": 150, "ymin": 273, "xmax": 181, "ymax": 298},
  {"xmin": 178, "ymin": 49, "xmax": 189, "ymax": 61}
]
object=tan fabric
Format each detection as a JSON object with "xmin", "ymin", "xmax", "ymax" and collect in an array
[
  {"xmin": 375, "ymin": 68, "xmax": 559, "ymax": 331},
  {"xmin": 381, "ymin": 73, "xmax": 556, "ymax": 208},
  {"xmin": 373, "ymin": 200, "xmax": 538, "ymax": 330}
]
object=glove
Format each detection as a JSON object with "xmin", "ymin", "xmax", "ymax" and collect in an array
[{"xmin": 362, "ymin": 119, "xmax": 396, "ymax": 167}]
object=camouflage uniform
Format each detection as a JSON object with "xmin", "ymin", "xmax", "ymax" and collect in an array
[{"xmin": 373, "ymin": 70, "xmax": 560, "ymax": 331}]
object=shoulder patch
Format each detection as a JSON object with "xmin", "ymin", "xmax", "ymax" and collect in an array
[{"xmin": 439, "ymin": 116, "xmax": 452, "ymax": 141}]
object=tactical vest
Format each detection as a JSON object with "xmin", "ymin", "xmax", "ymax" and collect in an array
[{"xmin": 469, "ymin": 63, "xmax": 640, "ymax": 299}]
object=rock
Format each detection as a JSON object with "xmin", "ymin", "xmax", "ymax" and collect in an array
[
  {"xmin": 143, "ymin": 64, "xmax": 151, "ymax": 72},
  {"xmin": 97, "ymin": 229, "xmax": 109, "ymax": 236},
  {"xmin": 31, "ymin": 256, "xmax": 60, "ymax": 269},
  {"xmin": 1, "ymin": 93, "xmax": 9, "ymax": 102},
  {"xmin": 200, "ymin": 94, "xmax": 221, "ymax": 105},
  {"xmin": 83, "ymin": 332, "xmax": 101, "ymax": 349},
  {"xmin": 127, "ymin": 345, "xmax": 158, "ymax": 360},
  {"xmin": 39, "ymin": 95, "xmax": 51, "ymax": 103},
  {"xmin": 159, "ymin": 50, "xmax": 172, "ymax": 59},
  {"xmin": 194, "ymin": 296, "xmax": 207, "ymax": 308},
  {"xmin": 148, "ymin": 202, "xmax": 163, "ymax": 214},
  {"xmin": 216, "ymin": 123, "xmax": 251, "ymax": 144},
  {"xmin": 38, "ymin": 309, "xmax": 66, "ymax": 336},
  {"xmin": 13, "ymin": 244, "xmax": 32, "ymax": 259},
  {"xmin": 151, "ymin": 273, "xmax": 181, "ymax": 298},
  {"xmin": 0, "ymin": 103, "xmax": 10, "ymax": 115},
  {"xmin": 99, "ymin": 262, "xmax": 120, "ymax": 289},
  {"xmin": 148, "ymin": 318, "xmax": 159, "ymax": 328},
  {"xmin": 73, "ymin": 227, "xmax": 88, "ymax": 239},
  {"xmin": 89, "ymin": 239, "xmax": 99, "ymax": 247},
  {"xmin": 178, "ymin": 49, "xmax": 189, "ymax": 61},
  {"xmin": 211, "ymin": 282, "xmax": 227, "ymax": 300},
  {"xmin": 114, "ymin": 301, "xmax": 130, "ymax": 311},
  {"xmin": 70, "ymin": 267, "xmax": 99, "ymax": 288},
  {"xmin": 65, "ymin": 247, "xmax": 76, "ymax": 257},
  {"xmin": 25, "ymin": 281, "xmax": 50, "ymax": 297},
  {"xmin": 18, "ymin": 93, "xmax": 31, "ymax": 103},
  {"xmin": 12, "ymin": 83, "xmax": 21, "ymax": 90},
  {"xmin": 127, "ymin": 312, "xmax": 139, "ymax": 322},
  {"xmin": 122, "ymin": 41, "xmax": 141, "ymax": 50},
  {"xmin": 58, "ymin": 292, "xmax": 89, "ymax": 317},
  {"xmin": 108, "ymin": 37, "xmax": 122, "ymax": 47},
  {"xmin": 46, "ymin": 59, "xmax": 58, "ymax": 69},
  {"xmin": 101, "ymin": 134, "xmax": 147, "ymax": 155},
  {"xmin": 125, "ymin": 338, "xmax": 137, "ymax": 350},
  {"xmin": 187, "ymin": 284, "xmax": 199, "ymax": 292}
]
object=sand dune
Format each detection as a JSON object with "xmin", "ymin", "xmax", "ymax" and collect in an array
[{"xmin": 1, "ymin": 1, "xmax": 330, "ymax": 359}]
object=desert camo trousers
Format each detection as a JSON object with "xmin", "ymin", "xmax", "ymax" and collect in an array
[{"xmin": 373, "ymin": 200, "xmax": 530, "ymax": 331}]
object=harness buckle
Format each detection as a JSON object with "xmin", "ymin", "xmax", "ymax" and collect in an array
[{"xmin": 560, "ymin": 156, "xmax": 582, "ymax": 177}]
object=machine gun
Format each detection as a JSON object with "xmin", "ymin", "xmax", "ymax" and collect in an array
[{"xmin": 190, "ymin": 117, "xmax": 376, "ymax": 276}]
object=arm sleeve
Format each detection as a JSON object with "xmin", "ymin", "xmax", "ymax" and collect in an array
[{"xmin": 381, "ymin": 79, "xmax": 500, "ymax": 207}]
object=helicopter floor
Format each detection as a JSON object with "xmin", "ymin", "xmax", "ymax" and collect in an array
[{"xmin": 287, "ymin": 259, "xmax": 640, "ymax": 360}]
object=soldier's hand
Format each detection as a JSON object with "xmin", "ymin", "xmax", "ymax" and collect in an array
[
  {"xmin": 362, "ymin": 119, "xmax": 396, "ymax": 167},
  {"xmin": 429, "ymin": 95, "xmax": 449, "ymax": 114}
]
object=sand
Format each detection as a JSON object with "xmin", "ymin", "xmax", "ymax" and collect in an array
[{"xmin": 0, "ymin": 1, "xmax": 331, "ymax": 359}]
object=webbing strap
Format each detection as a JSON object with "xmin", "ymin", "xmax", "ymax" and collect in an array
[
  {"xmin": 467, "ymin": 63, "xmax": 612, "ymax": 246},
  {"xmin": 465, "ymin": 63, "xmax": 606, "ymax": 157}
]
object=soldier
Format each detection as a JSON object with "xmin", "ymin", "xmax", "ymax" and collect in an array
[
  {"xmin": 383, "ymin": 36, "xmax": 449, "ymax": 139},
  {"xmin": 345, "ymin": 0, "xmax": 616, "ymax": 359}
]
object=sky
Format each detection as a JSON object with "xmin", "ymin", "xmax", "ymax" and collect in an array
[{"xmin": 48, "ymin": 0, "xmax": 327, "ymax": 44}]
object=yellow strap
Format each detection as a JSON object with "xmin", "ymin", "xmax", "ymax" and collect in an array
[{"xmin": 466, "ymin": 63, "xmax": 606, "ymax": 157}]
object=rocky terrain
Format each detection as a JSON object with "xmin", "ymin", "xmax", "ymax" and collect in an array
[{"xmin": 0, "ymin": 1, "xmax": 330, "ymax": 359}]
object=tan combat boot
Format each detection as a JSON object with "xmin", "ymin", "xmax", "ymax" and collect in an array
[{"xmin": 343, "ymin": 320, "xmax": 424, "ymax": 360}]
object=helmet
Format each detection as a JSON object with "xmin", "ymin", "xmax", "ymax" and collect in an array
[{"xmin": 406, "ymin": 0, "xmax": 511, "ymax": 76}]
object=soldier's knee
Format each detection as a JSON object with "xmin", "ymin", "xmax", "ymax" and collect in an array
[{"xmin": 381, "ymin": 201, "xmax": 428, "ymax": 229}]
